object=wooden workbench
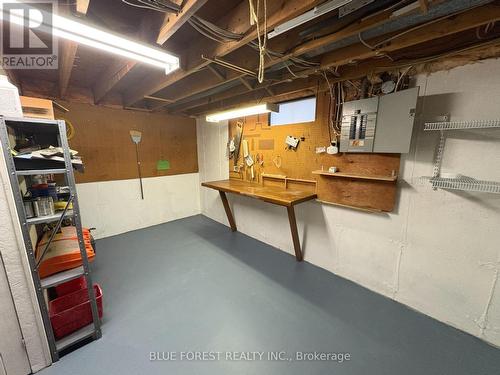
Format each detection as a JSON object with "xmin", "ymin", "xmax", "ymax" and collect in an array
[{"xmin": 201, "ymin": 179, "xmax": 317, "ymax": 261}]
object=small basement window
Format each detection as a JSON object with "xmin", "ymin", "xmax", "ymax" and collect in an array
[{"xmin": 270, "ymin": 97, "xmax": 317, "ymax": 126}]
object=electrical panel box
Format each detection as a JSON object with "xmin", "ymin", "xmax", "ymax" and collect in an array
[{"xmin": 340, "ymin": 87, "xmax": 419, "ymax": 153}]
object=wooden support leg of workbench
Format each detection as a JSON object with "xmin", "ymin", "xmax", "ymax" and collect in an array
[
  {"xmin": 219, "ymin": 191, "xmax": 237, "ymax": 232},
  {"xmin": 286, "ymin": 205, "xmax": 303, "ymax": 262}
]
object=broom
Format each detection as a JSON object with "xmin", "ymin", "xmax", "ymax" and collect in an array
[{"xmin": 130, "ymin": 130, "xmax": 144, "ymax": 200}]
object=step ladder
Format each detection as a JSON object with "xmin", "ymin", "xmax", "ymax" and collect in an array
[{"xmin": 0, "ymin": 116, "xmax": 101, "ymax": 361}]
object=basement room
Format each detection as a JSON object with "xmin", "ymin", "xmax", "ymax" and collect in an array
[{"xmin": 1, "ymin": 0, "xmax": 500, "ymax": 374}]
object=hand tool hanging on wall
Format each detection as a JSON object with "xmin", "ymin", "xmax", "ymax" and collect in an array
[
  {"xmin": 242, "ymin": 139, "xmax": 255, "ymax": 180},
  {"xmin": 129, "ymin": 130, "xmax": 144, "ymax": 200},
  {"xmin": 233, "ymin": 121, "xmax": 244, "ymax": 166}
]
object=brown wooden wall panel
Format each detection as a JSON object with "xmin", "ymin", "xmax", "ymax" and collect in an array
[
  {"xmin": 228, "ymin": 92, "xmax": 401, "ymax": 212},
  {"xmin": 59, "ymin": 102, "xmax": 198, "ymax": 183}
]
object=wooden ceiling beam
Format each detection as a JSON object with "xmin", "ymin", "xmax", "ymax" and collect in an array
[
  {"xmin": 93, "ymin": 60, "xmax": 137, "ymax": 103},
  {"xmin": 149, "ymin": 1, "xmax": 435, "ymax": 112},
  {"xmin": 58, "ymin": 41, "xmax": 78, "ymax": 98},
  {"xmin": 58, "ymin": 3, "xmax": 90, "ymax": 99},
  {"xmin": 419, "ymin": 0, "xmax": 429, "ymax": 13},
  {"xmin": 187, "ymin": 77, "xmax": 321, "ymax": 116},
  {"xmin": 91, "ymin": 9, "xmax": 164, "ymax": 104},
  {"xmin": 319, "ymin": 4, "xmax": 500, "ymax": 69},
  {"xmin": 239, "ymin": 77, "xmax": 254, "ymax": 91},
  {"xmin": 207, "ymin": 64, "xmax": 226, "ymax": 81},
  {"xmin": 186, "ymin": 35, "xmax": 500, "ymax": 116},
  {"xmin": 157, "ymin": 0, "xmax": 208, "ymax": 45},
  {"xmin": 124, "ymin": 0, "xmax": 325, "ymax": 106}
]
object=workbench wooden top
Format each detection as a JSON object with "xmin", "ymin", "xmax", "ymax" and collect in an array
[{"xmin": 202, "ymin": 179, "xmax": 317, "ymax": 207}]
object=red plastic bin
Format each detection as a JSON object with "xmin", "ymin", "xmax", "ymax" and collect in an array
[
  {"xmin": 49, "ymin": 284, "xmax": 103, "ymax": 340},
  {"xmin": 55, "ymin": 276, "xmax": 87, "ymax": 297}
]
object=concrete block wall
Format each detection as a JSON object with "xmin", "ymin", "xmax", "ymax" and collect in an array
[
  {"xmin": 197, "ymin": 59, "xmax": 500, "ymax": 347},
  {"xmin": 77, "ymin": 173, "xmax": 202, "ymax": 239}
]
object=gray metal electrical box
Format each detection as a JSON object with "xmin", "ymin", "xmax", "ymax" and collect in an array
[{"xmin": 340, "ymin": 87, "xmax": 419, "ymax": 153}]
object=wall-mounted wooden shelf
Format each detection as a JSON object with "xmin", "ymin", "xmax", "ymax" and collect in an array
[
  {"xmin": 316, "ymin": 200, "xmax": 384, "ymax": 213},
  {"xmin": 312, "ymin": 170, "xmax": 397, "ymax": 182}
]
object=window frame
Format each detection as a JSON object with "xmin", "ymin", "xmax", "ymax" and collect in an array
[{"xmin": 269, "ymin": 96, "xmax": 317, "ymax": 126}]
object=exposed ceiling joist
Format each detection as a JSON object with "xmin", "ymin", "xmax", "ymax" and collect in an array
[
  {"xmin": 59, "ymin": 41, "xmax": 78, "ymax": 98},
  {"xmin": 144, "ymin": 95, "xmax": 175, "ymax": 103},
  {"xmin": 148, "ymin": 0, "xmax": 439, "ymax": 112},
  {"xmin": 123, "ymin": 0, "xmax": 325, "ymax": 106},
  {"xmin": 157, "ymin": 0, "xmax": 209, "ymax": 45},
  {"xmin": 319, "ymin": 4, "xmax": 500, "ymax": 69},
  {"xmin": 207, "ymin": 64, "xmax": 226, "ymax": 81},
  {"xmin": 91, "ymin": 10, "xmax": 167, "ymax": 104},
  {"xmin": 93, "ymin": 60, "xmax": 137, "ymax": 103},
  {"xmin": 187, "ymin": 35, "xmax": 500, "ymax": 116},
  {"xmin": 188, "ymin": 77, "xmax": 321, "ymax": 115},
  {"xmin": 419, "ymin": 0, "xmax": 429, "ymax": 13},
  {"xmin": 239, "ymin": 77, "xmax": 254, "ymax": 91},
  {"xmin": 59, "ymin": 3, "xmax": 90, "ymax": 98}
]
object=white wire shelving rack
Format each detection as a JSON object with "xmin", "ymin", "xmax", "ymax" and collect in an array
[
  {"xmin": 424, "ymin": 119, "xmax": 500, "ymax": 131},
  {"xmin": 421, "ymin": 119, "xmax": 500, "ymax": 194},
  {"xmin": 421, "ymin": 176, "xmax": 500, "ymax": 194}
]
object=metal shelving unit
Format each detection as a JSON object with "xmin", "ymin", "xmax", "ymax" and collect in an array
[
  {"xmin": 17, "ymin": 168, "xmax": 67, "ymax": 176},
  {"xmin": 0, "ymin": 116, "xmax": 101, "ymax": 362},
  {"xmin": 26, "ymin": 210, "xmax": 74, "ymax": 225},
  {"xmin": 41, "ymin": 266, "xmax": 85, "ymax": 289},
  {"xmin": 422, "ymin": 119, "xmax": 500, "ymax": 194}
]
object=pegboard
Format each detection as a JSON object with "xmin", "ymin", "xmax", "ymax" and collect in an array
[
  {"xmin": 60, "ymin": 102, "xmax": 198, "ymax": 183},
  {"xmin": 228, "ymin": 92, "xmax": 400, "ymax": 212}
]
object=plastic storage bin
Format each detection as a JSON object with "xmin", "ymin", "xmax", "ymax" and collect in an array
[
  {"xmin": 55, "ymin": 276, "xmax": 87, "ymax": 297},
  {"xmin": 36, "ymin": 226, "xmax": 95, "ymax": 278},
  {"xmin": 49, "ymin": 284, "xmax": 103, "ymax": 339}
]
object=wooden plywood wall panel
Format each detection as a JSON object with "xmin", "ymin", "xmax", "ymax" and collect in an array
[
  {"xmin": 228, "ymin": 92, "xmax": 401, "ymax": 212},
  {"xmin": 59, "ymin": 102, "xmax": 198, "ymax": 183}
]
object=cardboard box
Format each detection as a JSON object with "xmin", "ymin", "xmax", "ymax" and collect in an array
[{"xmin": 20, "ymin": 96, "xmax": 55, "ymax": 119}]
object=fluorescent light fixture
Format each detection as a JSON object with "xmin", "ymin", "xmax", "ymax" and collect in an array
[
  {"xmin": 206, "ymin": 103, "xmax": 279, "ymax": 123},
  {"xmin": 0, "ymin": 0, "xmax": 179, "ymax": 74},
  {"xmin": 268, "ymin": 0, "xmax": 352, "ymax": 39}
]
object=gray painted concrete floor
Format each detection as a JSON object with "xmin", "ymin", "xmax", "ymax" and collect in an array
[{"xmin": 40, "ymin": 215, "xmax": 500, "ymax": 375}]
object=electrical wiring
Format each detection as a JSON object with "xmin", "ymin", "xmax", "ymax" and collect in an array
[
  {"xmin": 322, "ymin": 71, "xmax": 338, "ymax": 139},
  {"xmin": 188, "ymin": 20, "xmax": 228, "ymax": 43},
  {"xmin": 395, "ymin": 66, "xmax": 412, "ymax": 91},
  {"xmin": 188, "ymin": 15, "xmax": 243, "ymax": 43},
  {"xmin": 322, "ymin": 70, "xmax": 345, "ymax": 141},
  {"xmin": 357, "ymin": 5, "xmax": 489, "ymax": 52},
  {"xmin": 121, "ymin": 0, "xmax": 179, "ymax": 13},
  {"xmin": 248, "ymin": 40, "xmax": 319, "ymax": 74},
  {"xmin": 476, "ymin": 22, "xmax": 496, "ymax": 40},
  {"xmin": 186, "ymin": 9, "xmax": 316, "ymax": 82},
  {"xmin": 375, "ymin": 36, "xmax": 500, "ymax": 71}
]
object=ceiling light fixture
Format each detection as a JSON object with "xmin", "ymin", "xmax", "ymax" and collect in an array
[
  {"xmin": 206, "ymin": 103, "xmax": 279, "ymax": 123},
  {"xmin": 0, "ymin": 0, "xmax": 179, "ymax": 74},
  {"xmin": 268, "ymin": 0, "xmax": 352, "ymax": 39}
]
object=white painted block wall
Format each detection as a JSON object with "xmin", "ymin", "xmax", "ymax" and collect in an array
[
  {"xmin": 197, "ymin": 59, "xmax": 500, "ymax": 347},
  {"xmin": 77, "ymin": 173, "xmax": 201, "ymax": 239}
]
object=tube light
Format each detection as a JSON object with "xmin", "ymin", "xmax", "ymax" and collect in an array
[
  {"xmin": 206, "ymin": 103, "xmax": 279, "ymax": 123},
  {"xmin": 268, "ymin": 0, "xmax": 352, "ymax": 39},
  {"xmin": 0, "ymin": 0, "xmax": 179, "ymax": 74}
]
